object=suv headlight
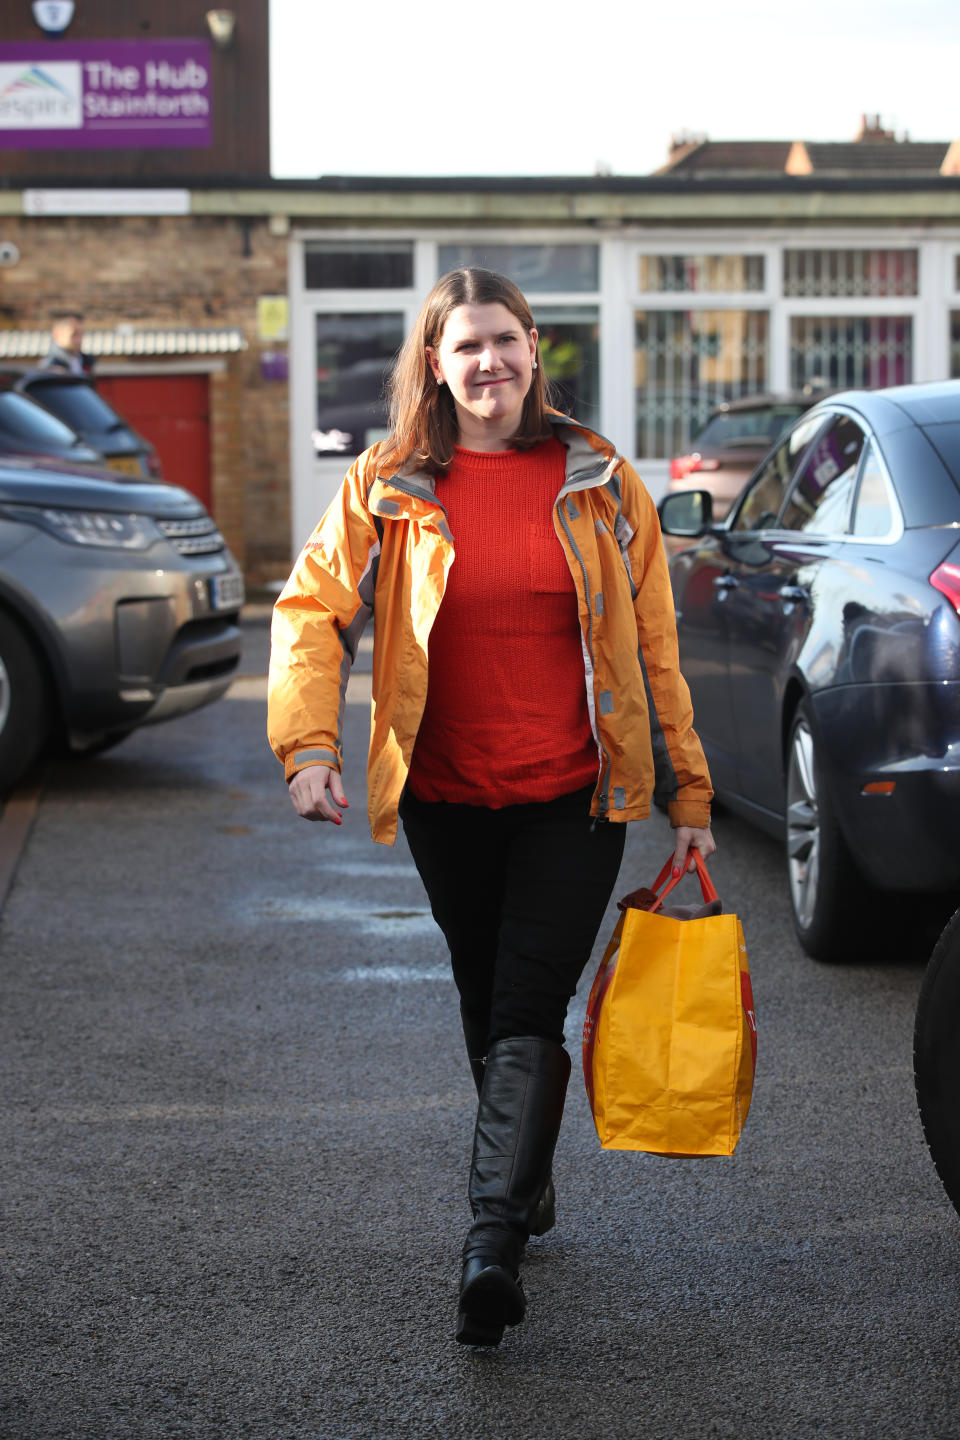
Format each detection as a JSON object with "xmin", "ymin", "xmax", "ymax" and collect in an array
[{"xmin": 3, "ymin": 506, "xmax": 160, "ymax": 550}]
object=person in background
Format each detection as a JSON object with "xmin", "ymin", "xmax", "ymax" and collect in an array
[
  {"xmin": 41, "ymin": 310, "xmax": 94, "ymax": 375},
  {"xmin": 267, "ymin": 268, "xmax": 715, "ymax": 1348}
]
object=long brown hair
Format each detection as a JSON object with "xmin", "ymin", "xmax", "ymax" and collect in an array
[{"xmin": 377, "ymin": 268, "xmax": 552, "ymax": 476}]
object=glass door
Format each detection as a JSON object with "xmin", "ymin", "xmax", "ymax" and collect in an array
[{"xmin": 312, "ymin": 310, "xmax": 406, "ymax": 457}]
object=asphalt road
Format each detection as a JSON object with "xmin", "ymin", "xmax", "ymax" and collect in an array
[{"xmin": 2, "ymin": 608, "xmax": 959, "ymax": 1440}]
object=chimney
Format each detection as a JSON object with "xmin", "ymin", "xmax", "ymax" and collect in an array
[
  {"xmin": 855, "ymin": 113, "xmax": 896, "ymax": 143},
  {"xmin": 670, "ymin": 130, "xmax": 706, "ymax": 158}
]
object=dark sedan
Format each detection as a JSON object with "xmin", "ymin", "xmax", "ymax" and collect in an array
[
  {"xmin": 658, "ymin": 380, "xmax": 960, "ymax": 961},
  {"xmin": 0, "ymin": 379, "xmax": 102, "ymax": 465},
  {"xmin": 2, "ymin": 368, "xmax": 161, "ymax": 479}
]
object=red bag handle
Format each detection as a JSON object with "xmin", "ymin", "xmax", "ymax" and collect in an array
[{"xmin": 648, "ymin": 849, "xmax": 718, "ymax": 913}]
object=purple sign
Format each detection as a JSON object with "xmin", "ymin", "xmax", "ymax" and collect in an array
[{"xmin": 0, "ymin": 38, "xmax": 212, "ymax": 149}]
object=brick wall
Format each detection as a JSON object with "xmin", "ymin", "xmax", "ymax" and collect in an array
[{"xmin": 0, "ymin": 212, "xmax": 291, "ymax": 584}]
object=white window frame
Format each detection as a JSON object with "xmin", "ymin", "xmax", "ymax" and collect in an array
[
  {"xmin": 285, "ymin": 226, "xmax": 960, "ymax": 559},
  {"xmin": 290, "ymin": 243, "xmax": 424, "ymax": 547},
  {"xmin": 778, "ymin": 235, "xmax": 946, "ymax": 390},
  {"xmin": 289, "ymin": 228, "xmax": 609, "ymax": 549},
  {"xmin": 626, "ymin": 238, "xmax": 776, "ymax": 484}
]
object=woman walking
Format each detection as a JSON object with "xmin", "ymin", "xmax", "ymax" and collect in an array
[{"xmin": 268, "ymin": 268, "xmax": 714, "ymax": 1346}]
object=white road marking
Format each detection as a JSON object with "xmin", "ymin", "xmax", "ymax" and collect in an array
[
  {"xmin": 253, "ymin": 894, "xmax": 437, "ymax": 938},
  {"xmin": 341, "ymin": 964, "xmax": 450, "ymax": 983},
  {"xmin": 319, "ymin": 860, "xmax": 420, "ymax": 879}
]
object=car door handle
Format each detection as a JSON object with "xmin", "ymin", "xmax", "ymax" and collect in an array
[
  {"xmin": 779, "ymin": 584, "xmax": 809, "ymax": 605},
  {"xmin": 712, "ymin": 573, "xmax": 741, "ymax": 591}
]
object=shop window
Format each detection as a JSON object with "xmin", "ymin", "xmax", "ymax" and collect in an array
[
  {"xmin": 789, "ymin": 316, "xmax": 913, "ymax": 390},
  {"xmin": 312, "ymin": 312, "xmax": 405, "ymax": 456},
  {"xmin": 634, "ymin": 309, "xmax": 769, "ymax": 459},
  {"xmin": 783, "ymin": 249, "xmax": 918, "ymax": 297},
  {"xmin": 437, "ymin": 244, "xmax": 599, "ymax": 293},
  {"xmin": 533, "ymin": 305, "xmax": 600, "ymax": 432},
  {"xmin": 305, "ymin": 242, "xmax": 414, "ymax": 290},
  {"xmin": 637, "ymin": 254, "xmax": 765, "ymax": 293}
]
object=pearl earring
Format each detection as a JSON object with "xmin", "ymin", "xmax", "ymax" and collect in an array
[
  {"xmin": 532, "ymin": 360, "xmax": 538, "ymax": 371},
  {"xmin": 436, "ymin": 377, "xmax": 445, "ymax": 386}
]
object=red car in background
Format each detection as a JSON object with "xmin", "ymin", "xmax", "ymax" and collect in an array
[{"xmin": 667, "ymin": 392, "xmax": 821, "ymax": 521}]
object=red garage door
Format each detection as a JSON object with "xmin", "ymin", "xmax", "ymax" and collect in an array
[{"xmin": 97, "ymin": 374, "xmax": 212, "ymax": 509}]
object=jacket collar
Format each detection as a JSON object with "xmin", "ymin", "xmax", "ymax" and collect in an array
[
  {"xmin": 549, "ymin": 414, "xmax": 622, "ymax": 496},
  {"xmin": 368, "ymin": 415, "xmax": 622, "ymax": 519}
]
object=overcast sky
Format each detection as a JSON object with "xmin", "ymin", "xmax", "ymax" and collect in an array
[{"xmin": 269, "ymin": 0, "xmax": 960, "ymax": 179}]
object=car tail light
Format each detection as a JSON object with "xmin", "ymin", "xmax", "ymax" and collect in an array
[
  {"xmin": 146, "ymin": 450, "xmax": 163, "ymax": 479},
  {"xmin": 930, "ymin": 561, "xmax": 960, "ymax": 615},
  {"xmin": 669, "ymin": 453, "xmax": 720, "ymax": 482}
]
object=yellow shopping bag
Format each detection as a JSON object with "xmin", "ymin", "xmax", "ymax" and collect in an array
[{"xmin": 582, "ymin": 851, "xmax": 756, "ymax": 1157}]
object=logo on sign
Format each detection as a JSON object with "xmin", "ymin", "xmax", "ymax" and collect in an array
[
  {"xmin": 0, "ymin": 61, "xmax": 81, "ymax": 127},
  {"xmin": 32, "ymin": 1, "xmax": 75, "ymax": 34}
]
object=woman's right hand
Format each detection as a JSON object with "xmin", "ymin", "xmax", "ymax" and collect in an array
[{"xmin": 288, "ymin": 765, "xmax": 349, "ymax": 824}]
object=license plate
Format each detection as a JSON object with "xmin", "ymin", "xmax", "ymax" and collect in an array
[
  {"xmin": 107, "ymin": 455, "xmax": 143, "ymax": 476},
  {"xmin": 210, "ymin": 572, "xmax": 245, "ymax": 611}
]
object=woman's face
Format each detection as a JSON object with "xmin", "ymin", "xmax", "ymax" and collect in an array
[{"xmin": 427, "ymin": 302, "xmax": 538, "ymax": 439}]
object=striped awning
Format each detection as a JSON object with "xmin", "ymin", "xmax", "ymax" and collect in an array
[{"xmin": 0, "ymin": 328, "xmax": 247, "ymax": 360}]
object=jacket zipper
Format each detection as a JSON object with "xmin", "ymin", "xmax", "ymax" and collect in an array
[
  {"xmin": 378, "ymin": 442, "xmax": 618, "ymax": 817},
  {"xmin": 554, "ymin": 473, "xmax": 616, "ymax": 821}
]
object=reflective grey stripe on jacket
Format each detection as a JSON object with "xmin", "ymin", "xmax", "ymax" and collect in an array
[{"xmin": 552, "ymin": 416, "xmax": 681, "ymax": 813}]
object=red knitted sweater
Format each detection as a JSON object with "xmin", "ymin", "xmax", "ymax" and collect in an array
[{"xmin": 407, "ymin": 437, "xmax": 598, "ymax": 807}]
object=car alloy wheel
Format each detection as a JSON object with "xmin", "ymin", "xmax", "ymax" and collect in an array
[
  {"xmin": 786, "ymin": 716, "xmax": 819, "ymax": 931},
  {"xmin": 784, "ymin": 701, "xmax": 863, "ymax": 962}
]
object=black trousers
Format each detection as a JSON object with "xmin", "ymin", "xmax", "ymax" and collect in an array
[{"xmin": 399, "ymin": 783, "xmax": 626, "ymax": 1051}]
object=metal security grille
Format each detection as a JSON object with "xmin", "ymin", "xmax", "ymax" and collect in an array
[
  {"xmin": 634, "ymin": 309, "xmax": 769, "ymax": 457},
  {"xmin": 789, "ymin": 316, "xmax": 913, "ymax": 390},
  {"xmin": 638, "ymin": 254, "xmax": 765, "ymax": 293},
  {"xmin": 783, "ymin": 249, "xmax": 919, "ymax": 297}
]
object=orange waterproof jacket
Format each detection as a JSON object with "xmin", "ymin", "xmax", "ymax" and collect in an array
[{"xmin": 268, "ymin": 416, "xmax": 712, "ymax": 845}]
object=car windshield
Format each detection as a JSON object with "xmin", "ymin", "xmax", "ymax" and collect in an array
[
  {"xmin": 694, "ymin": 405, "xmax": 806, "ymax": 451},
  {"xmin": 26, "ymin": 380, "xmax": 125, "ymax": 435},
  {"xmin": 0, "ymin": 391, "xmax": 84, "ymax": 449}
]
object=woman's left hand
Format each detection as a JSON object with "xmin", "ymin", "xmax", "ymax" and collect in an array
[{"xmin": 672, "ymin": 824, "xmax": 716, "ymax": 876}]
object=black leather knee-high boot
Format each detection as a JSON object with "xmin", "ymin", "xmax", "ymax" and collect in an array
[
  {"xmin": 456, "ymin": 1036, "xmax": 570, "ymax": 1346},
  {"xmin": 462, "ymin": 1023, "xmax": 558, "ymax": 1242}
]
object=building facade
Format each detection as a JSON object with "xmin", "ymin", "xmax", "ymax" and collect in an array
[
  {"xmin": 283, "ymin": 166, "xmax": 960, "ymax": 559},
  {"xmin": 3, "ymin": 35, "xmax": 960, "ymax": 584}
]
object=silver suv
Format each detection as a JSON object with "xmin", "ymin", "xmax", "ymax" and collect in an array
[{"xmin": 0, "ymin": 453, "xmax": 244, "ymax": 791}]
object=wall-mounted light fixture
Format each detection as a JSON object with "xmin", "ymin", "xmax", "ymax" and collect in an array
[
  {"xmin": 32, "ymin": 1, "xmax": 75, "ymax": 35},
  {"xmin": 205, "ymin": 9, "xmax": 237, "ymax": 50}
]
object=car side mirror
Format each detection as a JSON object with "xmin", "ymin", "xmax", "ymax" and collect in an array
[{"xmin": 658, "ymin": 488, "xmax": 714, "ymax": 537}]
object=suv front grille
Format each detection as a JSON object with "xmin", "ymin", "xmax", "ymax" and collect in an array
[{"xmin": 157, "ymin": 516, "xmax": 225, "ymax": 556}]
